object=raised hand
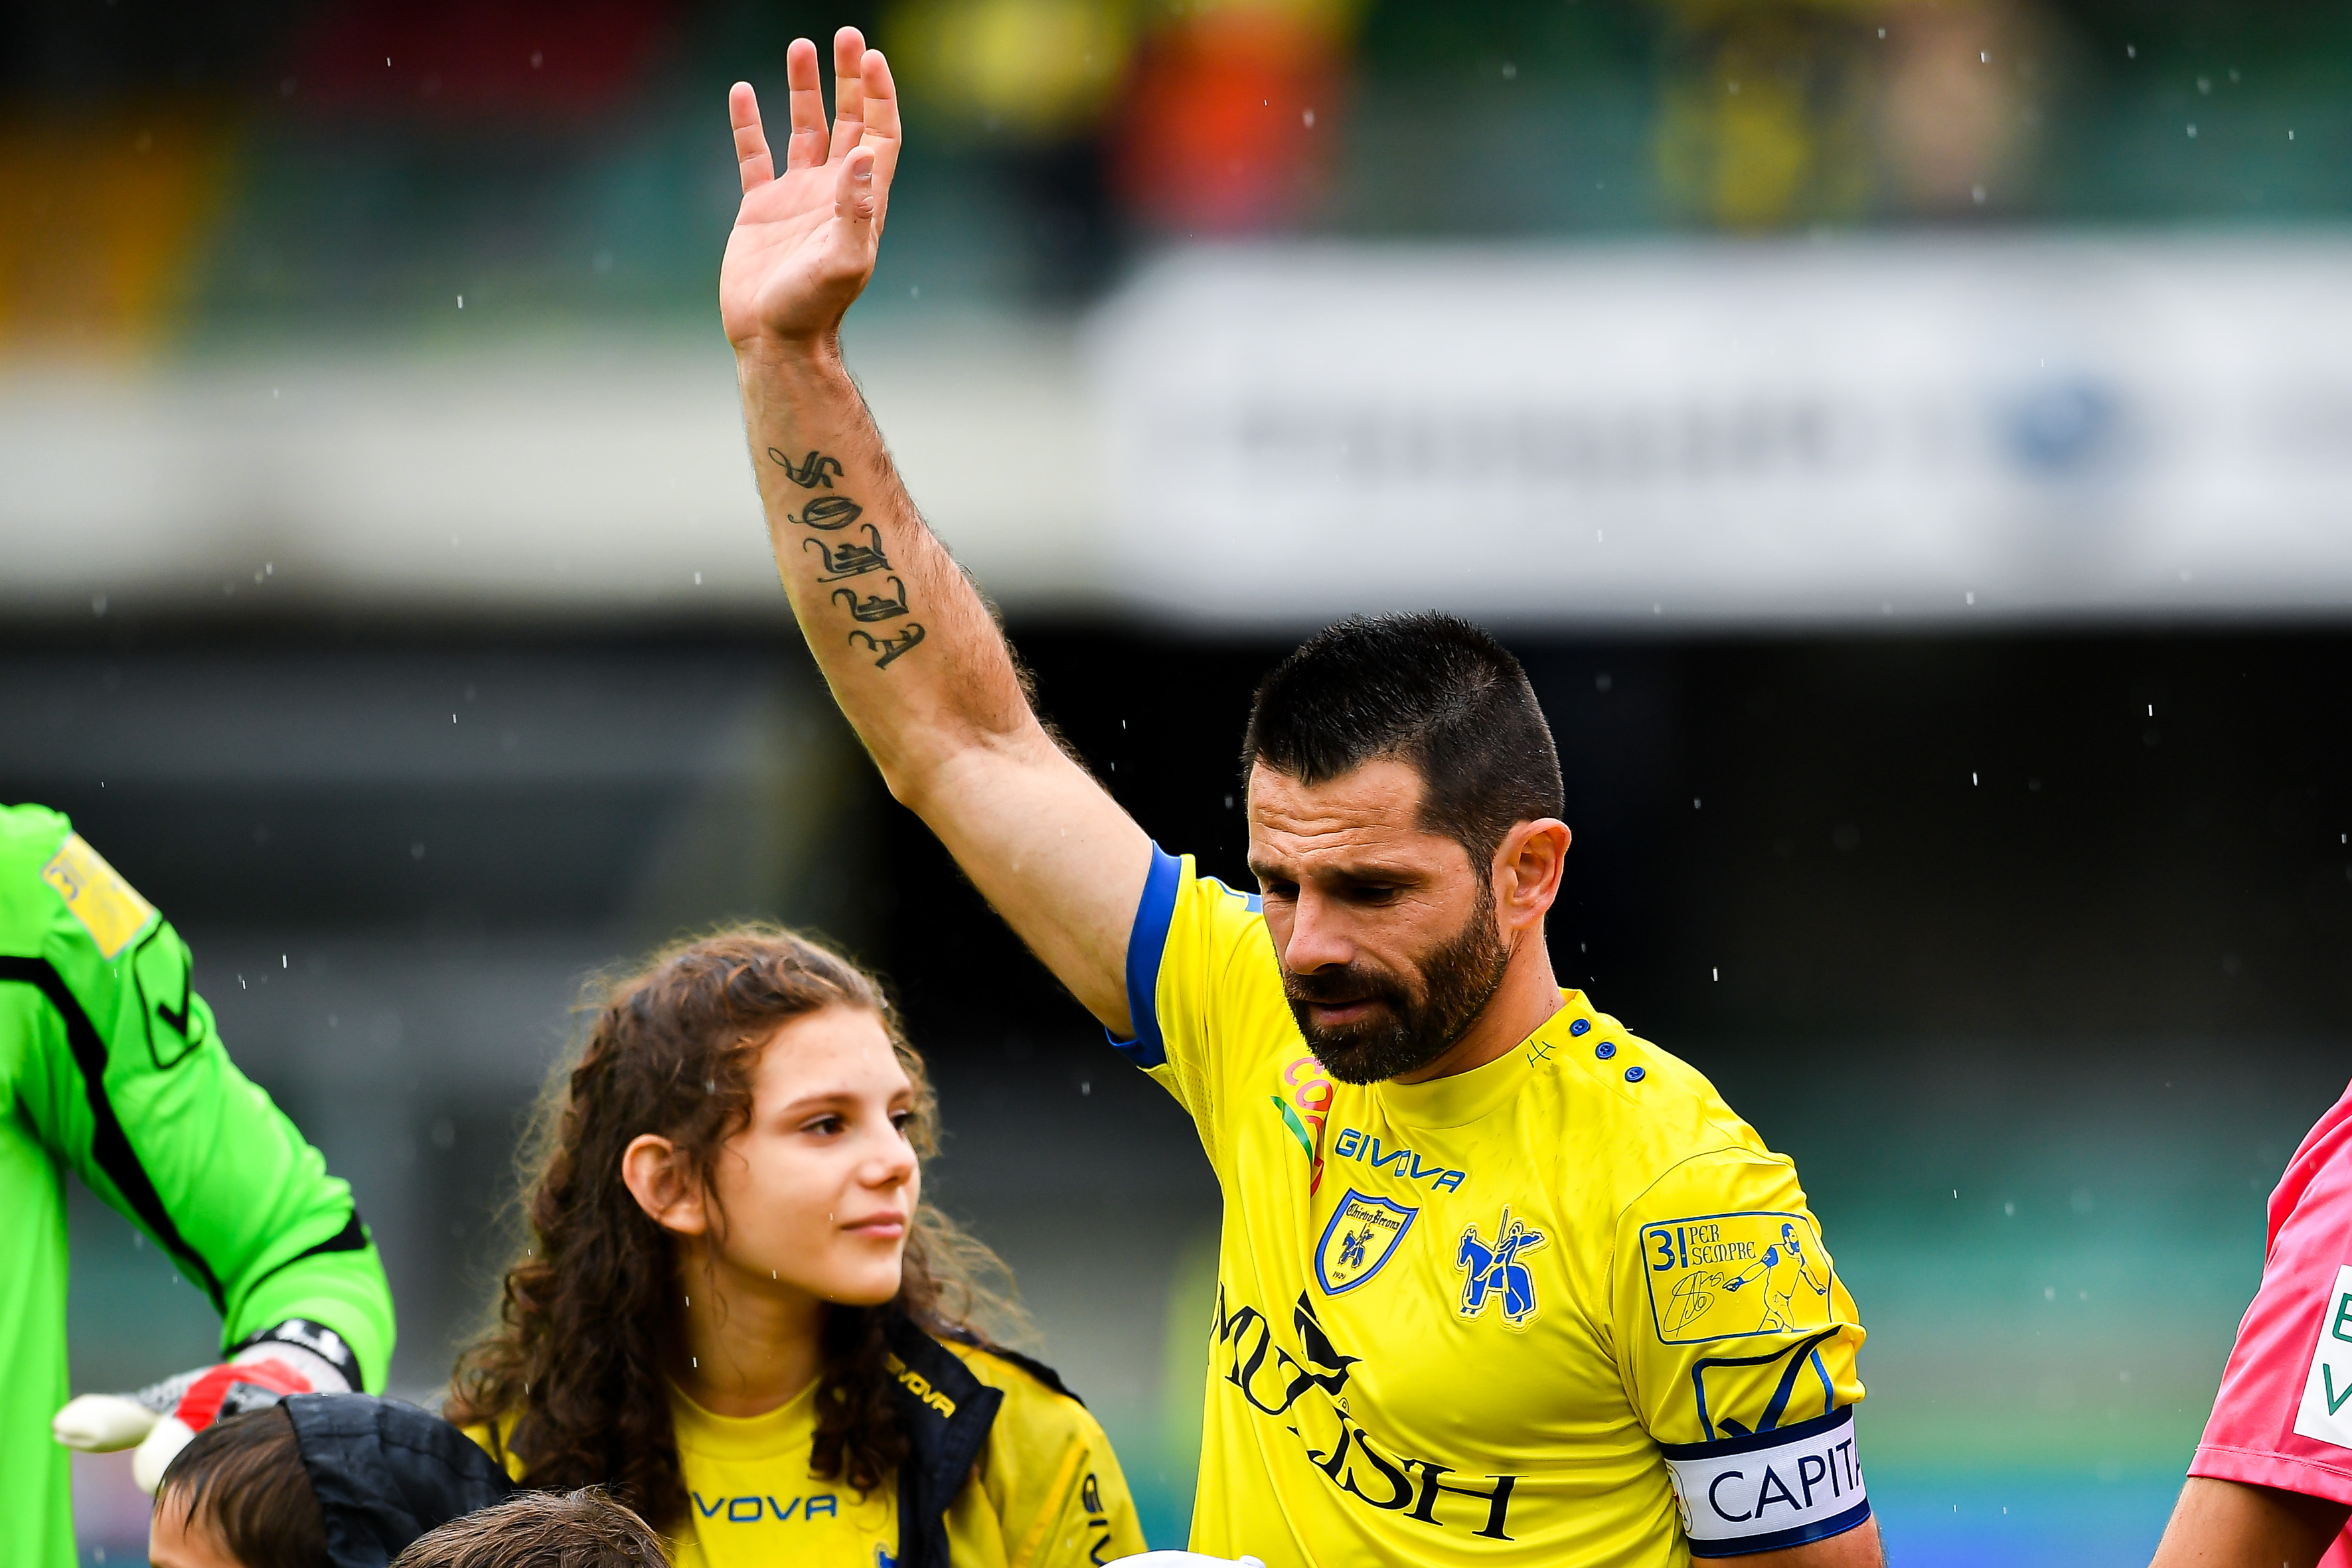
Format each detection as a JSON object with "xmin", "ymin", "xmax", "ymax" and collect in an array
[{"xmin": 720, "ymin": 29, "xmax": 903, "ymax": 351}]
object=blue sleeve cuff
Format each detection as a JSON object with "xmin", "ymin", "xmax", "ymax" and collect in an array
[{"xmin": 1106, "ymin": 844, "xmax": 1182, "ymax": 1069}]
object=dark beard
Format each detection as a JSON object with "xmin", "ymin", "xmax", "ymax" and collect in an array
[{"xmin": 1283, "ymin": 886, "xmax": 1512, "ymax": 1085}]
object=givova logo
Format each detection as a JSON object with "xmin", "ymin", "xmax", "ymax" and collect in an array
[
  {"xmin": 689, "ymin": 1492, "xmax": 840, "ymax": 1524},
  {"xmin": 1329, "ymin": 1127, "xmax": 1467, "ymax": 1192}
]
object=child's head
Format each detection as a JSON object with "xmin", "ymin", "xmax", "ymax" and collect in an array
[
  {"xmin": 449, "ymin": 926, "xmax": 1015, "ymax": 1523},
  {"xmin": 149, "ymin": 1405, "xmax": 325, "ymax": 1568},
  {"xmin": 149, "ymin": 1393, "xmax": 520, "ymax": 1568},
  {"xmin": 534, "ymin": 926, "xmax": 938, "ymax": 1312},
  {"xmin": 607, "ymin": 932, "xmax": 930, "ymax": 1309},
  {"xmin": 390, "ymin": 1490, "xmax": 663, "ymax": 1568}
]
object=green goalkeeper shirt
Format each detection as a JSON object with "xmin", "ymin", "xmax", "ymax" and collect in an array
[{"xmin": 0, "ymin": 803, "xmax": 396, "ymax": 1568}]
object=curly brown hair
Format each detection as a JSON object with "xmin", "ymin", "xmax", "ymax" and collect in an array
[{"xmin": 446, "ymin": 927, "xmax": 1017, "ymax": 1529}]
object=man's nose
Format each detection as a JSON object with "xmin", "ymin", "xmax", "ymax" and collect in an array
[{"xmin": 1282, "ymin": 890, "xmax": 1353, "ymax": 974}]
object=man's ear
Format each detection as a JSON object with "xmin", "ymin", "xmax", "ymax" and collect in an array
[
  {"xmin": 621, "ymin": 1134, "xmax": 708, "ymax": 1237},
  {"xmin": 1492, "ymin": 818, "xmax": 1571, "ymax": 934}
]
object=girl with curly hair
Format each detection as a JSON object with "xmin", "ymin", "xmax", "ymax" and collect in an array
[{"xmin": 446, "ymin": 927, "xmax": 1145, "ymax": 1568}]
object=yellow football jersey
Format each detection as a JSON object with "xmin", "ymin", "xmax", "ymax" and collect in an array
[
  {"xmin": 1116, "ymin": 851, "xmax": 1870, "ymax": 1565},
  {"xmin": 467, "ymin": 1340, "xmax": 1144, "ymax": 1568}
]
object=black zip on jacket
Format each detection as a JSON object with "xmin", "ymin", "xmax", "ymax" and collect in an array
[{"xmin": 883, "ymin": 1316, "xmax": 1006, "ymax": 1568}]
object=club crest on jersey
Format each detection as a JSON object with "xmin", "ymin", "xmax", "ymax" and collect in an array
[
  {"xmin": 1455, "ymin": 1206, "xmax": 1547, "ymax": 1328},
  {"xmin": 1315, "ymin": 1190, "xmax": 1417, "ymax": 1295}
]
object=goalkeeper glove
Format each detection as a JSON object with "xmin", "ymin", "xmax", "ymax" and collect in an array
[{"xmin": 51, "ymin": 1318, "xmax": 360, "ymax": 1493}]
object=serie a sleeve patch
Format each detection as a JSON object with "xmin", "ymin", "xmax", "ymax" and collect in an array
[
  {"xmin": 40, "ymin": 834, "xmax": 157, "ymax": 960},
  {"xmin": 2294, "ymin": 1264, "xmax": 2352, "ymax": 1448},
  {"xmin": 1660, "ymin": 1404, "xmax": 1871, "ymax": 1557},
  {"xmin": 1639, "ymin": 1210, "xmax": 1836, "ymax": 1344}
]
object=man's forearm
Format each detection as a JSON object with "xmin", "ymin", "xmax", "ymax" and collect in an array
[
  {"xmin": 736, "ymin": 340, "xmax": 1040, "ymax": 802},
  {"xmin": 2150, "ymin": 1476, "xmax": 2349, "ymax": 1567},
  {"xmin": 717, "ymin": 52, "xmax": 1151, "ymax": 1028}
]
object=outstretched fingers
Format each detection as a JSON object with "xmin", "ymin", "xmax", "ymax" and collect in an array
[
  {"xmin": 783, "ymin": 37, "xmax": 828, "ymax": 171},
  {"xmin": 828, "ymin": 26, "xmax": 868, "ymax": 163},
  {"xmin": 729, "ymin": 81, "xmax": 774, "ymax": 192},
  {"xmin": 858, "ymin": 47, "xmax": 903, "ymax": 207}
]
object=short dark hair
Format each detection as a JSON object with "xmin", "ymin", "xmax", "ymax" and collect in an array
[
  {"xmin": 157, "ymin": 1405, "xmax": 327, "ymax": 1568},
  {"xmin": 1243, "ymin": 613, "xmax": 1564, "ymax": 865},
  {"xmin": 391, "ymin": 1490, "xmax": 665, "ymax": 1568}
]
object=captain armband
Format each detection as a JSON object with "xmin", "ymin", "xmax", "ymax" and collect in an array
[{"xmin": 1660, "ymin": 1405, "xmax": 1870, "ymax": 1558}]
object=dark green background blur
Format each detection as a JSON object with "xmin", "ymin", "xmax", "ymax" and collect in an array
[{"xmin": 17, "ymin": 623, "xmax": 2349, "ymax": 1565}]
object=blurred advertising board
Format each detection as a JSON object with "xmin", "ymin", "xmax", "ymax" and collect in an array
[
  {"xmin": 8, "ymin": 235, "xmax": 2349, "ymax": 628},
  {"xmin": 1091, "ymin": 235, "xmax": 2352, "ymax": 627}
]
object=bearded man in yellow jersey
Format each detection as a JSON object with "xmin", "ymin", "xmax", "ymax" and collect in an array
[{"xmin": 717, "ymin": 29, "xmax": 1881, "ymax": 1566}]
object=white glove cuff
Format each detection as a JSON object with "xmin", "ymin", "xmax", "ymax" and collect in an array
[
  {"xmin": 231, "ymin": 1318, "xmax": 359, "ymax": 1392},
  {"xmin": 232, "ymin": 1340, "xmax": 349, "ymax": 1393}
]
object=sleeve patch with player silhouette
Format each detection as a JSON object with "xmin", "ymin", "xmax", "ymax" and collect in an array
[{"xmin": 1641, "ymin": 1212, "xmax": 1838, "ymax": 1346}]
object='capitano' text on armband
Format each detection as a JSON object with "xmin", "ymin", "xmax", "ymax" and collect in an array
[{"xmin": 1659, "ymin": 1405, "xmax": 1869, "ymax": 1558}]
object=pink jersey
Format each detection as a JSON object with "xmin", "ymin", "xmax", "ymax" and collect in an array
[{"xmin": 2189, "ymin": 1078, "xmax": 2352, "ymax": 1565}]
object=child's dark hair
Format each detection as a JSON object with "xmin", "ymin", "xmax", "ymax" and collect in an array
[
  {"xmin": 447, "ymin": 926, "xmax": 1021, "ymax": 1528},
  {"xmin": 390, "ymin": 1489, "xmax": 663, "ymax": 1567},
  {"xmin": 156, "ymin": 1405, "xmax": 327, "ymax": 1568}
]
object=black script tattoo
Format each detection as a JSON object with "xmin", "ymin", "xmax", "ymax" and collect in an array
[
  {"xmin": 792, "ymin": 495, "xmax": 864, "ymax": 530},
  {"xmin": 802, "ymin": 526, "xmax": 890, "ymax": 583},
  {"xmin": 767, "ymin": 449, "xmax": 842, "ymax": 489},
  {"xmin": 832, "ymin": 577, "xmax": 909, "ymax": 622},
  {"xmin": 849, "ymin": 623, "xmax": 926, "ymax": 668}
]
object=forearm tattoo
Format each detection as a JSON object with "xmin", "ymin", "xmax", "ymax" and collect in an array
[{"xmin": 772, "ymin": 447, "xmax": 925, "ymax": 670}]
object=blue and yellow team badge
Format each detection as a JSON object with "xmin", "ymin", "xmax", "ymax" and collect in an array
[
  {"xmin": 1456, "ymin": 1206, "xmax": 1547, "ymax": 1328},
  {"xmin": 1641, "ymin": 1210, "xmax": 1836, "ymax": 1344},
  {"xmin": 1316, "ymin": 1190, "xmax": 1417, "ymax": 1294}
]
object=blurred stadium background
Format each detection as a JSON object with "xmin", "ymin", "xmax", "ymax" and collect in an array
[{"xmin": 5, "ymin": 1, "xmax": 2350, "ymax": 1562}]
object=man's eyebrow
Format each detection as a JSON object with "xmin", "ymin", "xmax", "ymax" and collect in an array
[{"xmin": 1248, "ymin": 857, "xmax": 1425, "ymax": 884}]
